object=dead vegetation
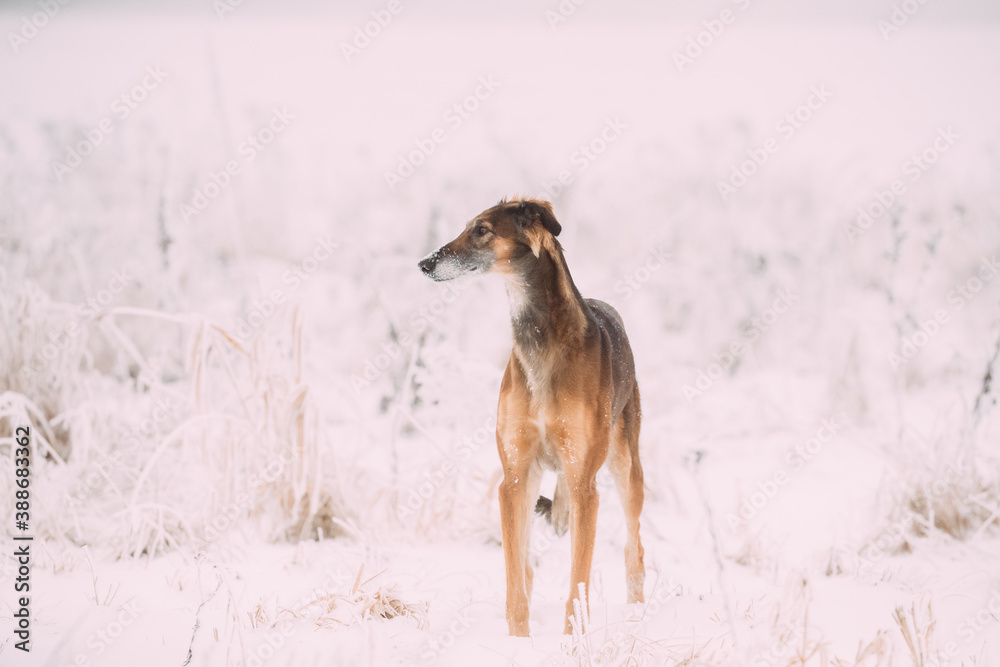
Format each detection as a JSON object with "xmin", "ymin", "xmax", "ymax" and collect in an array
[{"xmin": 0, "ymin": 276, "xmax": 353, "ymax": 559}]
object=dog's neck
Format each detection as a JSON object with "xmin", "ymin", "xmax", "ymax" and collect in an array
[{"xmin": 503, "ymin": 241, "xmax": 588, "ymax": 364}]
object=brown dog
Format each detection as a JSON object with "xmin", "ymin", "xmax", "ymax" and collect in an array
[{"xmin": 418, "ymin": 197, "xmax": 644, "ymax": 636}]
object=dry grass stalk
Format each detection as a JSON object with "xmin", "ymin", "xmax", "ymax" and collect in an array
[
  {"xmin": 893, "ymin": 600, "xmax": 936, "ymax": 667},
  {"xmin": 281, "ymin": 565, "xmax": 427, "ymax": 631}
]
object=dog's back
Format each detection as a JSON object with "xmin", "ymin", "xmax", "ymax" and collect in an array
[{"xmin": 585, "ymin": 298, "xmax": 637, "ymax": 423}]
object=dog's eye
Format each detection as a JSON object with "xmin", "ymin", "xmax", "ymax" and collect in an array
[{"xmin": 476, "ymin": 226, "xmax": 491, "ymax": 237}]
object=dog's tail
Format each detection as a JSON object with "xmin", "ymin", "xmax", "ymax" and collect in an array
[
  {"xmin": 534, "ymin": 496, "xmax": 553, "ymax": 520},
  {"xmin": 534, "ymin": 477, "xmax": 570, "ymax": 536}
]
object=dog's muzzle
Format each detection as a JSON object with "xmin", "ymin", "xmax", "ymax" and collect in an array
[
  {"xmin": 418, "ymin": 248, "xmax": 466, "ymax": 281},
  {"xmin": 418, "ymin": 252, "xmax": 442, "ymax": 279},
  {"xmin": 419, "ymin": 246, "xmax": 489, "ymax": 281}
]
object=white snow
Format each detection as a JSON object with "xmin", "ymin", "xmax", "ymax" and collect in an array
[{"xmin": 1, "ymin": 6, "xmax": 1000, "ymax": 666}]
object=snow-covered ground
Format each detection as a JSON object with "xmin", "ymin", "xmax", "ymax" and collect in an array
[{"xmin": 1, "ymin": 5, "xmax": 1000, "ymax": 666}]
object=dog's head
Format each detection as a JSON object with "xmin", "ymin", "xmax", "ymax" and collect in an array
[{"xmin": 418, "ymin": 198, "xmax": 562, "ymax": 282}]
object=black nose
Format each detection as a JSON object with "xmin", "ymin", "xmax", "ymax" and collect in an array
[{"xmin": 418, "ymin": 257, "xmax": 436, "ymax": 275}]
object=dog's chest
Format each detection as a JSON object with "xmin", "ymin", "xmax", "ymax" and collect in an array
[{"xmin": 516, "ymin": 343, "xmax": 561, "ymax": 399}]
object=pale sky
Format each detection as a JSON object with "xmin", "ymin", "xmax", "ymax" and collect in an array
[{"xmin": 2, "ymin": 0, "xmax": 999, "ymax": 22}]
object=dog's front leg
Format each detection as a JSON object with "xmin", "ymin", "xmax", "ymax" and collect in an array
[
  {"xmin": 562, "ymin": 469, "xmax": 600, "ymax": 634},
  {"xmin": 496, "ymin": 358, "xmax": 540, "ymax": 636},
  {"xmin": 498, "ymin": 464, "xmax": 531, "ymax": 636},
  {"xmin": 557, "ymin": 418, "xmax": 608, "ymax": 635}
]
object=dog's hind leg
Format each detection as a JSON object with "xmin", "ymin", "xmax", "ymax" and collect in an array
[
  {"xmin": 551, "ymin": 473, "xmax": 571, "ymax": 536},
  {"xmin": 610, "ymin": 384, "xmax": 645, "ymax": 604},
  {"xmin": 536, "ymin": 472, "xmax": 571, "ymax": 537}
]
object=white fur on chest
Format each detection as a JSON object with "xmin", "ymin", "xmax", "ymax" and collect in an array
[{"xmin": 504, "ymin": 277, "xmax": 532, "ymax": 320}]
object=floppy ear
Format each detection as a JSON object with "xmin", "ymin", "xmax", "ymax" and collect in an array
[
  {"xmin": 512, "ymin": 199, "xmax": 562, "ymax": 237},
  {"xmin": 511, "ymin": 199, "xmax": 562, "ymax": 258}
]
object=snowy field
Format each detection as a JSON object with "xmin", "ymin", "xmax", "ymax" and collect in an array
[{"xmin": 2, "ymin": 2, "xmax": 1000, "ymax": 665}]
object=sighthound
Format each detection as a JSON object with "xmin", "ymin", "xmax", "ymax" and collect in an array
[{"xmin": 418, "ymin": 197, "xmax": 645, "ymax": 636}]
